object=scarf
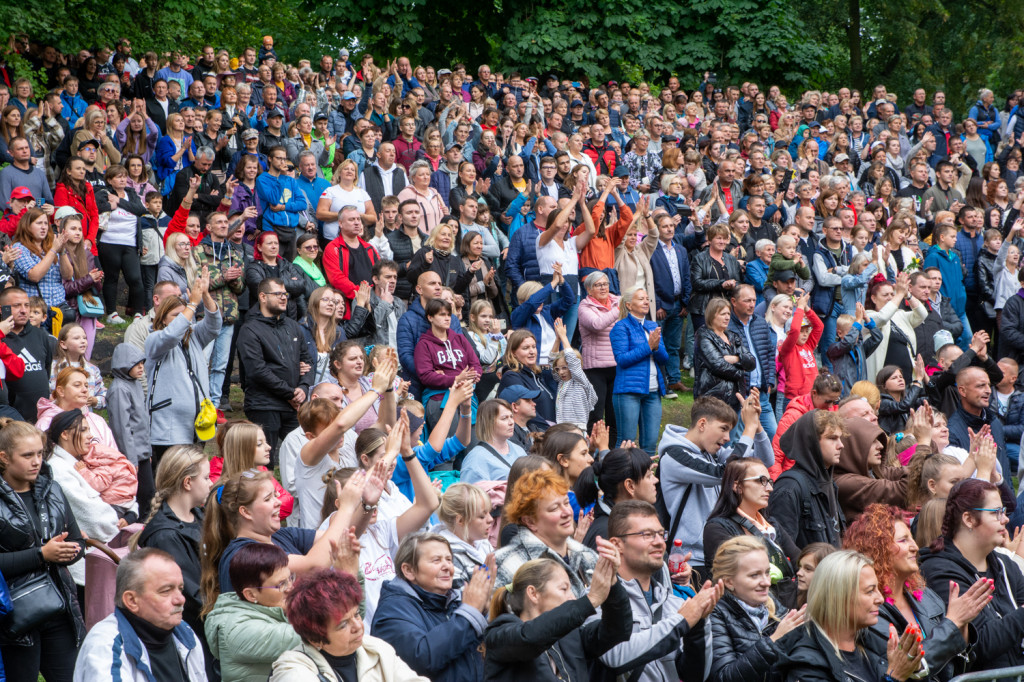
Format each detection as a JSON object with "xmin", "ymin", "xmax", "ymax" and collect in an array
[{"xmin": 737, "ymin": 596, "xmax": 771, "ymax": 631}]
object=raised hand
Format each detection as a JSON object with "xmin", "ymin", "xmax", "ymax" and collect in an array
[
  {"xmin": 771, "ymin": 604, "xmax": 807, "ymax": 641},
  {"xmin": 885, "ymin": 623, "xmax": 924, "ymax": 681}
]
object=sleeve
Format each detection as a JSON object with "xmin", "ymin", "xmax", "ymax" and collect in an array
[
  {"xmin": 812, "ymin": 252, "xmax": 844, "ymax": 287},
  {"xmin": 577, "ymin": 581, "xmax": 634, "ymax": 659},
  {"xmin": 511, "ymin": 284, "xmax": 553, "ymax": 329},
  {"xmin": 708, "ymin": 611, "xmax": 782, "ymax": 682},
  {"xmin": 696, "ymin": 331, "xmax": 747, "ymax": 382},
  {"xmin": 661, "ymin": 444, "xmax": 726, "ymax": 488},
  {"xmin": 484, "ymin": 597, "xmax": 597, "ymax": 663},
  {"xmin": 371, "ymin": 598, "xmax": 486, "ymax": 678},
  {"xmin": 236, "ymin": 326, "xmax": 294, "ymax": 395},
  {"xmin": 610, "ymin": 321, "xmax": 655, "ymax": 369},
  {"xmin": 766, "ymin": 481, "xmax": 803, "ymax": 545}
]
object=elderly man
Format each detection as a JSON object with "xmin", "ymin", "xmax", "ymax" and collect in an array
[{"xmin": 74, "ymin": 548, "xmax": 207, "ymax": 681}]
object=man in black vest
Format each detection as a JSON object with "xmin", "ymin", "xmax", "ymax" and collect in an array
[{"xmin": 360, "ymin": 142, "xmax": 407, "ymax": 213}]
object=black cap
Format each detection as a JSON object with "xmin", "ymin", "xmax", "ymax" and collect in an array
[
  {"xmin": 801, "ymin": 102, "xmax": 817, "ymax": 110},
  {"xmin": 314, "ymin": 112, "xmax": 328, "ymax": 122},
  {"xmin": 77, "ymin": 138, "xmax": 100, "ymax": 150},
  {"xmin": 773, "ymin": 269, "xmax": 797, "ymax": 282}
]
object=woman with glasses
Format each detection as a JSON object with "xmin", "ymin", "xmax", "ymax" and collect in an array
[
  {"xmin": 845, "ymin": 504, "xmax": 990, "ymax": 682},
  {"xmin": 206, "ymin": 543, "xmax": 302, "ymax": 682},
  {"xmin": 919, "ymin": 478, "xmax": 1024, "ymax": 676},
  {"xmin": 292, "ymin": 233, "xmax": 325, "ymax": 287},
  {"xmin": 704, "ymin": 457, "xmax": 799, "ymax": 603}
]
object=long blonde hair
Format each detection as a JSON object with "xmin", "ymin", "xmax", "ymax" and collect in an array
[{"xmin": 806, "ymin": 549, "xmax": 875, "ymax": 656}]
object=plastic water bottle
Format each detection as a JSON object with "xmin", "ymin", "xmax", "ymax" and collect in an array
[{"xmin": 668, "ymin": 539, "xmax": 686, "ymax": 574}]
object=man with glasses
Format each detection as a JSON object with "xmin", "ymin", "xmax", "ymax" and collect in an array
[
  {"xmin": 585, "ymin": 500, "xmax": 722, "ymax": 682},
  {"xmin": 256, "ymin": 146, "xmax": 307, "ymax": 260},
  {"xmin": 810, "ymin": 216, "xmax": 853, "ymax": 367},
  {"xmin": 295, "ymin": 150, "xmax": 330, "ymax": 239},
  {"xmin": 237, "ymin": 277, "xmax": 313, "ymax": 466}
]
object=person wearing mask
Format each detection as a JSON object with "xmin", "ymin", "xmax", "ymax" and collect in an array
[{"xmin": 73, "ymin": 549, "xmax": 208, "ymax": 682}]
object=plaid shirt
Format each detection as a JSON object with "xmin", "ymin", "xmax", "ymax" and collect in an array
[
  {"xmin": 12, "ymin": 244, "xmax": 65, "ymax": 306},
  {"xmin": 494, "ymin": 526, "xmax": 598, "ymax": 598}
]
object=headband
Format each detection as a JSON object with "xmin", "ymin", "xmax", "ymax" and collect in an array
[{"xmin": 216, "ymin": 484, "xmax": 226, "ymax": 504}]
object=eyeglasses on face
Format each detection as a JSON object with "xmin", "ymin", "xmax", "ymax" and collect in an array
[
  {"xmin": 617, "ymin": 529, "xmax": 668, "ymax": 542},
  {"xmin": 972, "ymin": 507, "xmax": 1008, "ymax": 517},
  {"xmin": 253, "ymin": 573, "xmax": 295, "ymax": 591},
  {"xmin": 264, "ymin": 291, "xmax": 289, "ymax": 298},
  {"xmin": 742, "ymin": 475, "xmax": 774, "ymax": 488}
]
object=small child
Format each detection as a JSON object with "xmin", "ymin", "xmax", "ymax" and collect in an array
[
  {"xmin": 27, "ymin": 296, "xmax": 49, "ymax": 328},
  {"xmin": 840, "ymin": 251, "xmax": 879, "ymax": 314},
  {"xmin": 49, "ymin": 323, "xmax": 106, "ymax": 409},
  {"xmin": 140, "ymin": 191, "xmax": 167, "ymax": 309},
  {"xmin": 827, "ymin": 307, "xmax": 881, "ymax": 396},
  {"xmin": 79, "ymin": 442, "xmax": 139, "ymax": 522},
  {"xmin": 779, "ymin": 294, "xmax": 823, "ymax": 400},
  {"xmin": 107, "ymin": 343, "xmax": 151, "ymax": 491},
  {"xmin": 551, "ymin": 319, "xmax": 597, "ymax": 431},
  {"xmin": 769, "ymin": 234, "xmax": 811, "ymax": 283}
]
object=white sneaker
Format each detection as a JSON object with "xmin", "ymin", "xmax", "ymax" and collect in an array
[
  {"xmin": 133, "ymin": 312, "xmax": 143, "ymax": 320},
  {"xmin": 106, "ymin": 312, "xmax": 126, "ymax": 324},
  {"xmin": 664, "ymin": 391, "xmax": 679, "ymax": 400}
]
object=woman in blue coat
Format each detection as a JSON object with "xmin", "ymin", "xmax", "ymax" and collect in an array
[
  {"xmin": 371, "ymin": 533, "xmax": 493, "ymax": 682},
  {"xmin": 610, "ymin": 286, "xmax": 669, "ymax": 455}
]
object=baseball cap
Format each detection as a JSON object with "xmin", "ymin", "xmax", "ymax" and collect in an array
[
  {"xmin": 241, "ymin": 128, "xmax": 260, "ymax": 140},
  {"xmin": 834, "ymin": 153, "xmax": 850, "ymax": 163},
  {"xmin": 77, "ymin": 138, "xmax": 100, "ymax": 150},
  {"xmin": 314, "ymin": 112, "xmax": 328, "ymax": 122},
  {"xmin": 9, "ymin": 187, "xmax": 33, "ymax": 201},
  {"xmin": 445, "ymin": 141, "xmax": 463, "ymax": 152},
  {"xmin": 267, "ymin": 109, "xmax": 284, "ymax": 119},
  {"xmin": 338, "ymin": 48, "xmax": 349, "ymax": 57},
  {"xmin": 341, "ymin": 91, "xmax": 358, "ymax": 100},
  {"xmin": 570, "ymin": 99, "xmax": 583, "ymax": 108},
  {"xmin": 613, "ymin": 165, "xmax": 630, "ymax": 178},
  {"xmin": 773, "ymin": 269, "xmax": 797, "ymax": 282},
  {"xmin": 195, "ymin": 399, "xmax": 218, "ymax": 441},
  {"xmin": 933, "ymin": 330, "xmax": 955, "ymax": 352},
  {"xmin": 437, "ymin": 69, "xmax": 452, "ymax": 76},
  {"xmin": 801, "ymin": 102, "xmax": 817, "ymax": 110},
  {"xmin": 498, "ymin": 385, "xmax": 541, "ymax": 403},
  {"xmin": 525, "ymin": 76, "xmax": 538, "ymax": 83},
  {"xmin": 54, "ymin": 206, "xmax": 82, "ymax": 222}
]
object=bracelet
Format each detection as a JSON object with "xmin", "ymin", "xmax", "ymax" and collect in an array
[
  {"xmin": 401, "ymin": 453, "xmax": 416, "ymax": 462},
  {"xmin": 361, "ymin": 503, "xmax": 377, "ymax": 513},
  {"xmin": 459, "ymin": 411, "xmax": 472, "ymax": 419},
  {"xmin": 369, "ymin": 388, "xmax": 382, "ymax": 398},
  {"xmin": 385, "ymin": 387, "xmax": 394, "ymax": 393}
]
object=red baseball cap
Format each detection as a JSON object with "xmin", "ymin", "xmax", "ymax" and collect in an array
[{"xmin": 9, "ymin": 187, "xmax": 33, "ymax": 201}]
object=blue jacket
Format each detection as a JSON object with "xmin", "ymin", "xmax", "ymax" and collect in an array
[
  {"xmin": 1000, "ymin": 392, "xmax": 1024, "ymax": 453},
  {"xmin": 520, "ymin": 136, "xmax": 556, "ymax": 183},
  {"xmin": 255, "ymin": 172, "xmax": 307, "ymax": 230},
  {"xmin": 371, "ymin": 578, "xmax": 486, "ymax": 682},
  {"xmin": 923, "ymin": 247, "xmax": 966, "ymax": 315},
  {"xmin": 610, "ymin": 315, "xmax": 669, "ymax": 396},
  {"xmin": 60, "ymin": 92, "xmax": 88, "ymax": 127},
  {"xmin": 727, "ymin": 313, "xmax": 777, "ymax": 393},
  {"xmin": 745, "ymin": 259, "xmax": 769, "ymax": 303},
  {"xmin": 650, "ymin": 240, "xmax": 691, "ymax": 311},
  {"xmin": 955, "ymin": 229, "xmax": 984, "ymax": 294},
  {"xmin": 968, "ymin": 101, "xmax": 1001, "ymax": 139},
  {"xmin": 810, "ymin": 236, "xmax": 853, "ymax": 317},
  {"xmin": 840, "ymin": 263, "xmax": 879, "ymax": 314},
  {"xmin": 0, "ymin": 569, "xmax": 10, "ymax": 679},
  {"xmin": 396, "ymin": 298, "xmax": 464, "ymax": 383},
  {"xmin": 153, "ymin": 134, "xmax": 195, "ymax": 185},
  {"xmin": 510, "ymin": 282, "xmax": 576, "ymax": 339},
  {"xmin": 506, "ymin": 221, "xmax": 542, "ymax": 294}
]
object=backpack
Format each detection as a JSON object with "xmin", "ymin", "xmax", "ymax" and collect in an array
[{"xmin": 774, "ymin": 467, "xmax": 843, "ymax": 548}]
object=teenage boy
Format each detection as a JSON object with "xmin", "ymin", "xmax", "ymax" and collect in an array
[
  {"xmin": 656, "ymin": 394, "xmax": 773, "ymax": 579},
  {"xmin": 924, "ymin": 221, "xmax": 970, "ymax": 348}
]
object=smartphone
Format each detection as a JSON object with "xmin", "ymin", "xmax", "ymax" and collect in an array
[{"xmin": 1, "ymin": 306, "xmax": 11, "ymax": 320}]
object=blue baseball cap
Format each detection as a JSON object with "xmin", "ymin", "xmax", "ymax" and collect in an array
[
  {"xmin": 498, "ymin": 385, "xmax": 541, "ymax": 403},
  {"xmin": 341, "ymin": 91, "xmax": 358, "ymax": 100}
]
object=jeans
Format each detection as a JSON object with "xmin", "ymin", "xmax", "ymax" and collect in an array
[
  {"xmin": 613, "ymin": 391, "xmax": 662, "ymax": 456},
  {"xmin": 659, "ymin": 300, "xmax": 685, "ymax": 384},
  {"xmin": 729, "ymin": 390, "xmax": 778, "ymax": 443},
  {"xmin": 683, "ymin": 314, "xmax": 694, "ymax": 362},
  {"xmin": 817, "ymin": 300, "xmax": 843, "ymax": 371},
  {"xmin": 97, "ymin": 241, "xmax": 145, "ymax": 315},
  {"xmin": 956, "ymin": 312, "xmax": 973, "ymax": 350},
  {"xmin": 204, "ymin": 321, "xmax": 235, "ymax": 406},
  {"xmin": 141, "ymin": 263, "xmax": 159, "ymax": 311}
]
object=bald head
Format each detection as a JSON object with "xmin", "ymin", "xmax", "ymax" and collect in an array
[{"xmin": 311, "ymin": 382, "xmax": 345, "ymax": 408}]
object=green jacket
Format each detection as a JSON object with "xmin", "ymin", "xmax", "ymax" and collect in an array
[
  {"xmin": 205, "ymin": 592, "xmax": 301, "ymax": 682},
  {"xmin": 193, "ymin": 237, "xmax": 246, "ymax": 324}
]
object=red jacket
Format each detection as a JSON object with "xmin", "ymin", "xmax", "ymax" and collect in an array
[
  {"xmin": 0, "ymin": 206, "xmax": 27, "ymax": 237},
  {"xmin": 323, "ymin": 235, "xmax": 379, "ymax": 319},
  {"xmin": 55, "ymin": 183, "xmax": 100, "ymax": 254},
  {"xmin": 778, "ymin": 308, "xmax": 823, "ymax": 399},
  {"xmin": 583, "ymin": 141, "xmax": 618, "ymax": 175},
  {"xmin": 0, "ymin": 329, "xmax": 25, "ymax": 398},
  {"xmin": 392, "ymin": 137, "xmax": 422, "ymax": 172},
  {"xmin": 162, "ymin": 203, "xmax": 208, "ymax": 248}
]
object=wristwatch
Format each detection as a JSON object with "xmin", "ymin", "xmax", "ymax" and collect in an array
[{"xmin": 362, "ymin": 503, "xmax": 377, "ymax": 514}]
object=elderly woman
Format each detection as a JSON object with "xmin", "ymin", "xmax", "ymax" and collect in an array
[
  {"xmin": 694, "ymin": 297, "xmax": 755, "ymax": 411},
  {"xmin": 494, "ymin": 469, "xmax": 598, "ymax": 598},
  {"xmin": 406, "ymin": 223, "xmax": 474, "ymax": 295},
  {"xmin": 206, "ymin": 543, "xmax": 302, "ymax": 682},
  {"xmin": 610, "ymin": 287, "xmax": 669, "ymax": 455},
  {"xmin": 271, "ymin": 568, "xmax": 429, "ymax": 681},
  {"xmin": 845, "ymin": 503, "xmax": 988, "ymax": 682},
  {"xmin": 614, "ymin": 204, "xmax": 659, "ymax": 320},
  {"xmin": 71, "ymin": 108, "xmax": 122, "ymax": 171},
  {"xmin": 398, "ymin": 159, "xmax": 447, "ymax": 233},
  {"xmin": 371, "ymin": 533, "xmax": 494, "ymax": 681},
  {"xmin": 577, "ymin": 270, "xmax": 620, "ymax": 437},
  {"xmin": 691, "ymin": 223, "xmax": 743, "ymax": 330}
]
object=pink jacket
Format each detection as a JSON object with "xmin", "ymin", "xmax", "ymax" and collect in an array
[
  {"xmin": 79, "ymin": 444, "xmax": 137, "ymax": 508},
  {"xmin": 578, "ymin": 294, "xmax": 620, "ymax": 369},
  {"xmin": 36, "ymin": 397, "xmax": 119, "ymax": 450}
]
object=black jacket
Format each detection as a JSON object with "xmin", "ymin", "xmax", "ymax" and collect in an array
[
  {"xmin": 385, "ymin": 228, "xmax": 418, "ymax": 302},
  {"xmin": 243, "ymin": 258, "xmax": 312, "ymax": 321},
  {"xmin": 0, "ymin": 464, "xmax": 86, "ymax": 647},
  {"xmin": 488, "ymin": 174, "xmax": 523, "ymax": 215},
  {"xmin": 483, "ymin": 581, "xmax": 632, "ymax": 682},
  {"xmin": 877, "ymin": 383, "xmax": 925, "ymax": 435},
  {"xmin": 776, "ymin": 622, "xmax": 888, "ymax": 682},
  {"xmin": 135, "ymin": 503, "xmax": 204, "ymax": 629},
  {"xmin": 406, "ymin": 246, "xmax": 474, "ymax": 295},
  {"xmin": 999, "ymin": 289, "xmax": 1024, "ymax": 370},
  {"xmin": 702, "ymin": 515, "xmax": 799, "ymax": 589},
  {"xmin": 145, "ymin": 96, "xmax": 179, "ymax": 134},
  {"xmin": 976, "ymin": 248, "xmax": 998, "ymax": 319},
  {"xmin": 690, "ymin": 251, "xmax": 743, "ymax": 312},
  {"xmin": 913, "ymin": 299, "xmax": 945, "ymax": 366},
  {"xmin": 237, "ymin": 312, "xmax": 314, "ymax": 412},
  {"xmin": 767, "ymin": 410, "xmax": 845, "ymax": 549},
  {"xmin": 96, "ymin": 186, "xmax": 147, "ymax": 251},
  {"xmin": 3, "ymin": 323, "xmax": 55, "ymax": 422},
  {"xmin": 708, "ymin": 591, "xmax": 792, "ymax": 682},
  {"xmin": 919, "ymin": 543, "xmax": 1024, "ymax": 674},
  {"xmin": 925, "ymin": 348, "xmax": 1003, "ymax": 419},
  {"xmin": 727, "ymin": 313, "xmax": 777, "ymax": 393},
  {"xmin": 693, "ymin": 327, "xmax": 754, "ymax": 410},
  {"xmin": 163, "ymin": 166, "xmax": 225, "ymax": 221}
]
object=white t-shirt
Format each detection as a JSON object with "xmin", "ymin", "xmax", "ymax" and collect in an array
[
  {"xmin": 536, "ymin": 235, "xmax": 579, "ymax": 277},
  {"xmin": 321, "ymin": 185, "xmax": 371, "ymax": 240},
  {"xmin": 101, "ymin": 203, "xmax": 140, "ymax": 247},
  {"xmin": 294, "ymin": 430, "xmax": 358, "ymax": 529},
  {"xmin": 319, "ymin": 514, "xmax": 399, "ymax": 625}
]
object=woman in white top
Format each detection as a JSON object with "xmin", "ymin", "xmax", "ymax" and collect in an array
[
  {"xmin": 315, "ymin": 158, "xmax": 374, "ymax": 240},
  {"xmin": 536, "ymin": 176, "xmax": 595, "ymax": 339},
  {"xmin": 97, "ymin": 164, "xmax": 147, "ymax": 323}
]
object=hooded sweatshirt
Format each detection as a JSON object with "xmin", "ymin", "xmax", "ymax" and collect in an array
[
  {"xmin": 767, "ymin": 410, "xmax": 844, "ymax": 548},
  {"xmin": 834, "ymin": 417, "xmax": 906, "ymax": 523},
  {"xmin": 412, "ymin": 329, "xmax": 482, "ymax": 391},
  {"xmin": 107, "ymin": 343, "xmax": 150, "ymax": 465}
]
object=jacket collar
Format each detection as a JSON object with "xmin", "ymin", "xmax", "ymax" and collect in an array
[{"xmin": 113, "ymin": 608, "xmax": 197, "ymax": 682}]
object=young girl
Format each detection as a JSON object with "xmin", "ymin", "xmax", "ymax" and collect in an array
[
  {"xmin": 875, "ymin": 363, "xmax": 926, "ymax": 435},
  {"xmin": 465, "ymin": 300, "xmax": 506, "ymax": 402},
  {"xmin": 839, "ymin": 251, "xmax": 879, "ymax": 314},
  {"xmin": 792, "ymin": 542, "xmax": 836, "ymax": 608},
  {"xmin": 58, "ymin": 214, "xmax": 103, "ymax": 358},
  {"xmin": 210, "ymin": 420, "xmax": 293, "ymax": 519},
  {"xmin": 994, "ymin": 220, "xmax": 1022, "ymax": 312},
  {"xmin": 778, "ymin": 292, "xmax": 824, "ymax": 404},
  {"xmin": 49, "ymin": 323, "xmax": 106, "ymax": 409},
  {"xmin": 432, "ymin": 482, "xmax": 495, "ymax": 584},
  {"xmin": 551, "ymin": 319, "xmax": 597, "ymax": 431}
]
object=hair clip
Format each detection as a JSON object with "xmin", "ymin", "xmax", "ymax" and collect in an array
[
  {"xmin": 505, "ymin": 583, "xmax": 514, "ymax": 592},
  {"xmin": 894, "ymin": 432, "xmax": 906, "ymax": 443},
  {"xmin": 215, "ymin": 484, "xmax": 226, "ymax": 504}
]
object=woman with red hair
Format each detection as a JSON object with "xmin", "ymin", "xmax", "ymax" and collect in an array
[
  {"xmin": 844, "ymin": 503, "xmax": 990, "ymax": 680},
  {"xmin": 243, "ymin": 230, "xmax": 312, "ymax": 320}
]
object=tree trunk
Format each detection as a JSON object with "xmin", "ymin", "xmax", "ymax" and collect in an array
[{"xmin": 848, "ymin": 0, "xmax": 863, "ymax": 90}]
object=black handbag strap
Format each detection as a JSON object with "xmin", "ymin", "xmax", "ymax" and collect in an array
[{"xmin": 477, "ymin": 441, "xmax": 514, "ymax": 470}]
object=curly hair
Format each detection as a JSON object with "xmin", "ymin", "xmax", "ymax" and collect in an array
[
  {"xmin": 503, "ymin": 469, "xmax": 569, "ymax": 525},
  {"xmin": 843, "ymin": 504, "xmax": 924, "ymax": 601}
]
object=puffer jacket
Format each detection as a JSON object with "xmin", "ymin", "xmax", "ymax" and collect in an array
[
  {"xmin": 693, "ymin": 326, "xmax": 754, "ymax": 410},
  {"xmin": 577, "ymin": 294, "xmax": 619, "ymax": 369},
  {"xmin": 919, "ymin": 542, "xmax": 1024, "ymax": 675},
  {"xmin": 775, "ymin": 622, "xmax": 888, "ymax": 682},
  {"xmin": 270, "ymin": 637, "xmax": 429, "ymax": 682},
  {"xmin": 483, "ymin": 581, "xmax": 632, "ymax": 682},
  {"xmin": 709, "ymin": 591, "xmax": 793, "ymax": 682},
  {"xmin": 690, "ymin": 250, "xmax": 742, "ymax": 312},
  {"xmin": 156, "ymin": 255, "xmax": 190, "ymax": 297},
  {"xmin": 509, "ymin": 281, "xmax": 576, "ymax": 339},
  {"xmin": 370, "ymin": 578, "xmax": 486, "ymax": 682},
  {"xmin": 205, "ymin": 592, "xmax": 300, "ymax": 682},
  {"xmin": 610, "ymin": 314, "xmax": 669, "ymax": 396},
  {"xmin": 727, "ymin": 312, "xmax": 777, "ymax": 393},
  {"xmin": 0, "ymin": 464, "xmax": 86, "ymax": 648}
]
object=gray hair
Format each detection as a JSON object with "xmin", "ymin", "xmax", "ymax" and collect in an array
[
  {"xmin": 794, "ymin": 179, "xmax": 812, "ymax": 194},
  {"xmin": 339, "ymin": 204, "xmax": 360, "ymax": 216},
  {"xmin": 978, "ymin": 88, "xmax": 993, "ymax": 100},
  {"xmin": 296, "ymin": 150, "xmax": 317, "ymax": 165},
  {"xmin": 195, "ymin": 146, "xmax": 216, "ymax": 162},
  {"xmin": 236, "ymin": 84, "xmax": 251, "ymax": 94},
  {"xmin": 115, "ymin": 548, "xmax": 176, "ymax": 607},
  {"xmin": 754, "ymin": 238, "xmax": 775, "ymax": 255},
  {"xmin": 584, "ymin": 270, "xmax": 609, "ymax": 291},
  {"xmin": 409, "ymin": 159, "xmax": 433, "ymax": 178}
]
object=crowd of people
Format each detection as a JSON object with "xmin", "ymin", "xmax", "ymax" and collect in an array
[{"xmin": 0, "ymin": 32, "xmax": 1024, "ymax": 682}]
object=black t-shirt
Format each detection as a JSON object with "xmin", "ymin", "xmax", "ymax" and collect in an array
[
  {"xmin": 896, "ymin": 184, "xmax": 928, "ymax": 214},
  {"xmin": 347, "ymin": 243, "xmax": 374, "ymax": 288},
  {"xmin": 841, "ymin": 647, "xmax": 880, "ymax": 682},
  {"xmin": 3, "ymin": 325, "xmax": 54, "ymax": 421},
  {"xmin": 320, "ymin": 650, "xmax": 358, "ymax": 682}
]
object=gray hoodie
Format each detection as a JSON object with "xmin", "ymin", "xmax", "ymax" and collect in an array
[{"xmin": 107, "ymin": 343, "xmax": 149, "ymax": 465}]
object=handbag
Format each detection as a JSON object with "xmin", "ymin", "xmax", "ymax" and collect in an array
[
  {"xmin": 2, "ymin": 570, "xmax": 67, "ymax": 637},
  {"xmin": 77, "ymin": 293, "xmax": 105, "ymax": 318}
]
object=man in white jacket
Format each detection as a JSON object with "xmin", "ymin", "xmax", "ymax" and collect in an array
[{"xmin": 74, "ymin": 548, "xmax": 207, "ymax": 682}]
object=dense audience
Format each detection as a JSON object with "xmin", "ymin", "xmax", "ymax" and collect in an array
[{"xmin": 1, "ymin": 33, "xmax": 1024, "ymax": 682}]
